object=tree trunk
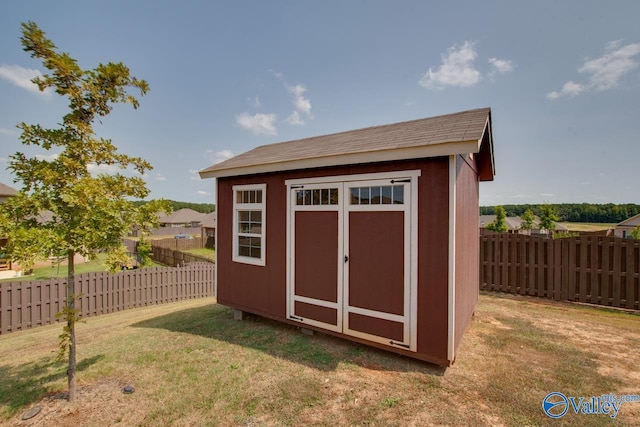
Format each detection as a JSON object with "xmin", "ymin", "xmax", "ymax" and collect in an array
[{"xmin": 67, "ymin": 249, "xmax": 76, "ymax": 402}]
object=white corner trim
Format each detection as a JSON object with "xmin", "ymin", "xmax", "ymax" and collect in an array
[{"xmin": 447, "ymin": 155, "xmax": 456, "ymax": 362}]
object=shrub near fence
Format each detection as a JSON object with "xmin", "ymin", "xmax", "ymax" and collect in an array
[
  {"xmin": 0, "ymin": 263, "xmax": 215, "ymax": 334},
  {"xmin": 480, "ymin": 233, "xmax": 640, "ymax": 310}
]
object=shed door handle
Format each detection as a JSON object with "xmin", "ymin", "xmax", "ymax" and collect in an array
[{"xmin": 344, "ymin": 255, "xmax": 349, "ymax": 263}]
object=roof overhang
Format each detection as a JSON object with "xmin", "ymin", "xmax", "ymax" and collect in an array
[{"xmin": 200, "ymin": 139, "xmax": 485, "ymax": 179}]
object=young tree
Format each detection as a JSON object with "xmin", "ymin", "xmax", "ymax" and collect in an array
[
  {"xmin": 486, "ymin": 206, "xmax": 508, "ymax": 233},
  {"xmin": 520, "ymin": 209, "xmax": 536, "ymax": 231},
  {"xmin": 0, "ymin": 22, "xmax": 168, "ymax": 401},
  {"xmin": 539, "ymin": 204, "xmax": 560, "ymax": 234},
  {"xmin": 631, "ymin": 225, "xmax": 640, "ymax": 240}
]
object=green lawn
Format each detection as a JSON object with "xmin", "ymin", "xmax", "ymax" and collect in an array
[
  {"xmin": 185, "ymin": 247, "xmax": 215, "ymax": 260},
  {"xmin": 1, "ymin": 293, "xmax": 638, "ymax": 425},
  {"xmin": 0, "ymin": 253, "xmax": 162, "ymax": 282}
]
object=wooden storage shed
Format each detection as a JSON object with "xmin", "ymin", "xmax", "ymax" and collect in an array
[{"xmin": 200, "ymin": 107, "xmax": 495, "ymax": 366}]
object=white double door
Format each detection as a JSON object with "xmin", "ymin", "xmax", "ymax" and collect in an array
[{"xmin": 287, "ymin": 173, "xmax": 417, "ymax": 351}]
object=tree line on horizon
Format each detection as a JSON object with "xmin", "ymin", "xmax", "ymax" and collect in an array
[
  {"xmin": 134, "ymin": 200, "xmax": 215, "ymax": 214},
  {"xmin": 480, "ymin": 203, "xmax": 640, "ymax": 224}
]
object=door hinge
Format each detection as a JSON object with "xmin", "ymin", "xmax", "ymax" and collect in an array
[
  {"xmin": 389, "ymin": 341, "xmax": 410, "ymax": 349},
  {"xmin": 390, "ymin": 179, "xmax": 411, "ymax": 184},
  {"xmin": 291, "ymin": 185, "xmax": 304, "ymax": 189},
  {"xmin": 290, "ymin": 315, "xmax": 304, "ymax": 321}
]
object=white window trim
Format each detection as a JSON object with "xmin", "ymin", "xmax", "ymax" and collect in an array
[{"xmin": 232, "ymin": 183, "xmax": 266, "ymax": 266}]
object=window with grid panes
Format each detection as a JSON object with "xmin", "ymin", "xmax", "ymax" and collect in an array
[{"xmin": 232, "ymin": 184, "xmax": 266, "ymax": 266}]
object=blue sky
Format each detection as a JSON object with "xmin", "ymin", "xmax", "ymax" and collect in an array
[{"xmin": 1, "ymin": 1, "xmax": 639, "ymax": 205}]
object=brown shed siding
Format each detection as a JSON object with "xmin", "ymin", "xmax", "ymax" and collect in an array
[
  {"xmin": 415, "ymin": 157, "xmax": 450, "ymax": 363},
  {"xmin": 454, "ymin": 154, "xmax": 480, "ymax": 351},
  {"xmin": 217, "ymin": 157, "xmax": 453, "ymax": 364}
]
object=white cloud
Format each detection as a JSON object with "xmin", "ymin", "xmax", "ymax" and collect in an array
[
  {"xmin": 35, "ymin": 153, "xmax": 59, "ymax": 162},
  {"xmin": 488, "ymin": 57, "xmax": 515, "ymax": 74},
  {"xmin": 287, "ymin": 84, "xmax": 312, "ymax": 116},
  {"xmin": 285, "ymin": 111, "xmax": 305, "ymax": 126},
  {"xmin": 0, "ymin": 64, "xmax": 51, "ymax": 96},
  {"xmin": 87, "ymin": 162, "xmax": 120, "ymax": 174},
  {"xmin": 155, "ymin": 173, "xmax": 167, "ymax": 181},
  {"xmin": 197, "ymin": 190, "xmax": 212, "ymax": 196},
  {"xmin": 419, "ymin": 41, "xmax": 481, "ymax": 90},
  {"xmin": 249, "ymin": 96, "xmax": 261, "ymax": 108},
  {"xmin": 547, "ymin": 81, "xmax": 584, "ymax": 99},
  {"xmin": 547, "ymin": 40, "xmax": 640, "ymax": 99},
  {"xmin": 235, "ymin": 112, "xmax": 278, "ymax": 136},
  {"xmin": 206, "ymin": 149, "xmax": 234, "ymax": 164}
]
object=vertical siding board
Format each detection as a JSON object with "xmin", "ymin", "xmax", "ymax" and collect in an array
[
  {"xmin": 501, "ymin": 235, "xmax": 508, "ymax": 292},
  {"xmin": 535, "ymin": 239, "xmax": 543, "ymax": 297},
  {"xmin": 626, "ymin": 240, "xmax": 635, "ymax": 309},
  {"xmin": 485, "ymin": 235, "xmax": 493, "ymax": 291},
  {"xmin": 590, "ymin": 237, "xmax": 599, "ymax": 305},
  {"xmin": 518, "ymin": 236, "xmax": 526, "ymax": 295},
  {"xmin": 553, "ymin": 239, "xmax": 561, "ymax": 301},
  {"xmin": 578, "ymin": 238, "xmax": 588, "ymax": 303},
  {"xmin": 612, "ymin": 241, "xmax": 622, "ymax": 307},
  {"xmin": 601, "ymin": 238, "xmax": 611, "ymax": 306}
]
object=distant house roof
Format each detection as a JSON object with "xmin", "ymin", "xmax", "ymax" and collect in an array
[
  {"xmin": 480, "ymin": 215, "xmax": 569, "ymax": 232},
  {"xmin": 158, "ymin": 208, "xmax": 210, "ymax": 225},
  {"xmin": 0, "ymin": 183, "xmax": 17, "ymax": 198},
  {"xmin": 200, "ymin": 108, "xmax": 494, "ymax": 180},
  {"xmin": 616, "ymin": 213, "xmax": 640, "ymax": 228},
  {"xmin": 200, "ymin": 212, "xmax": 216, "ymax": 229}
]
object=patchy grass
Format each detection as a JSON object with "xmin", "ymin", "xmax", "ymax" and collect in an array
[
  {"xmin": 1, "ymin": 253, "xmax": 163, "ymax": 282},
  {"xmin": 560, "ymin": 222, "xmax": 616, "ymax": 232},
  {"xmin": 185, "ymin": 247, "xmax": 215, "ymax": 260},
  {"xmin": 1, "ymin": 294, "xmax": 639, "ymax": 425}
]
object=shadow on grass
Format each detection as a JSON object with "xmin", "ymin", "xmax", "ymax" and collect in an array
[
  {"xmin": 0, "ymin": 354, "xmax": 104, "ymax": 417},
  {"xmin": 132, "ymin": 303, "xmax": 445, "ymax": 376}
]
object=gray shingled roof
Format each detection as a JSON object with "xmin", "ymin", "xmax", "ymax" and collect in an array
[
  {"xmin": 158, "ymin": 208, "xmax": 210, "ymax": 225},
  {"xmin": 0, "ymin": 183, "xmax": 17, "ymax": 197},
  {"xmin": 200, "ymin": 108, "xmax": 493, "ymax": 179}
]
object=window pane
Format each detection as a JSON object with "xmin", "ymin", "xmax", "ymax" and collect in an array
[
  {"xmin": 350, "ymin": 188, "xmax": 359, "ymax": 204},
  {"xmin": 250, "ymin": 247, "xmax": 261, "ymax": 258},
  {"xmin": 239, "ymin": 211, "xmax": 250, "ymax": 221},
  {"xmin": 360, "ymin": 187, "xmax": 370, "ymax": 204},
  {"xmin": 321, "ymin": 189, "xmax": 329, "ymax": 205},
  {"xmin": 250, "ymin": 237, "xmax": 261, "ymax": 248},
  {"xmin": 382, "ymin": 186, "xmax": 392, "ymax": 204},
  {"xmin": 250, "ymin": 211, "xmax": 261, "ymax": 222},
  {"xmin": 238, "ymin": 245, "xmax": 250, "ymax": 257},
  {"xmin": 393, "ymin": 185, "xmax": 404, "ymax": 204},
  {"xmin": 370, "ymin": 186, "xmax": 381, "ymax": 204},
  {"xmin": 330, "ymin": 189, "xmax": 338, "ymax": 205},
  {"xmin": 304, "ymin": 190, "xmax": 312, "ymax": 205},
  {"xmin": 296, "ymin": 190, "xmax": 304, "ymax": 205},
  {"xmin": 249, "ymin": 190, "xmax": 256, "ymax": 203},
  {"xmin": 256, "ymin": 190, "xmax": 262, "ymax": 204},
  {"xmin": 312, "ymin": 189, "xmax": 321, "ymax": 205}
]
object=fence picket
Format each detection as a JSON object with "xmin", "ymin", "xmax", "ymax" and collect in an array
[
  {"xmin": 0, "ymin": 263, "xmax": 214, "ymax": 334},
  {"xmin": 479, "ymin": 232, "xmax": 639, "ymax": 311}
]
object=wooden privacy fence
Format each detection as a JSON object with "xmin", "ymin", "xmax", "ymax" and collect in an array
[
  {"xmin": 149, "ymin": 237, "xmax": 204, "ymax": 251},
  {"xmin": 150, "ymin": 245, "xmax": 213, "ymax": 267},
  {"xmin": 0, "ymin": 262, "xmax": 215, "ymax": 334},
  {"xmin": 480, "ymin": 233, "xmax": 640, "ymax": 310}
]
